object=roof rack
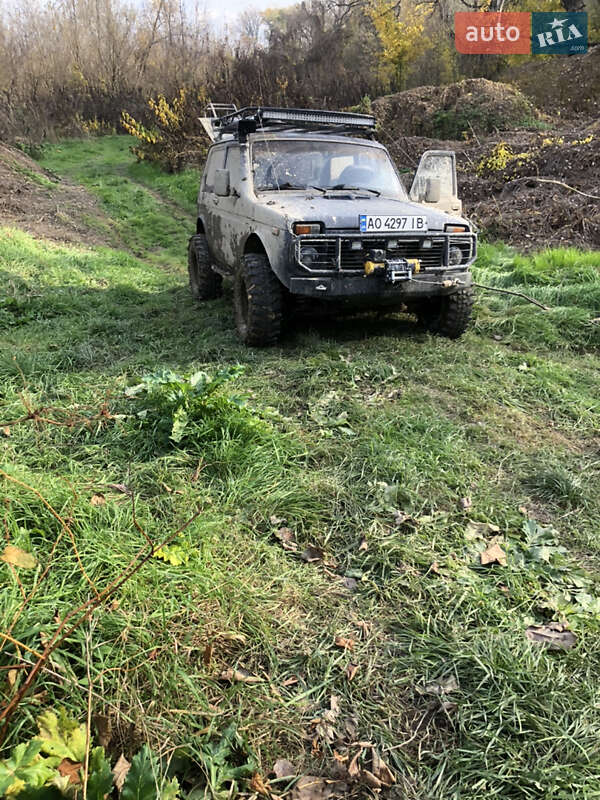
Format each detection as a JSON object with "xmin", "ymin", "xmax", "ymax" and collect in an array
[{"xmin": 200, "ymin": 106, "xmax": 376, "ymax": 143}]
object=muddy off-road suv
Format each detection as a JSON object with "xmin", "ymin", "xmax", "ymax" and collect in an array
[{"xmin": 188, "ymin": 105, "xmax": 477, "ymax": 345}]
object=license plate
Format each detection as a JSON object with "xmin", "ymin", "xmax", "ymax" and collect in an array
[{"xmin": 359, "ymin": 214, "xmax": 428, "ymax": 233}]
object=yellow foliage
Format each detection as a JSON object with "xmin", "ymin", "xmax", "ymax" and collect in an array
[
  {"xmin": 369, "ymin": 0, "xmax": 430, "ymax": 88},
  {"xmin": 477, "ymin": 142, "xmax": 532, "ymax": 176},
  {"xmin": 121, "ymin": 88, "xmax": 208, "ymax": 172}
]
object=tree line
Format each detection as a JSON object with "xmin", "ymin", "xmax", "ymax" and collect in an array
[{"xmin": 0, "ymin": 0, "xmax": 598, "ymax": 144}]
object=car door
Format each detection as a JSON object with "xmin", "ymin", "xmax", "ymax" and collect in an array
[
  {"xmin": 201, "ymin": 144, "xmax": 227, "ymax": 262},
  {"xmin": 409, "ymin": 150, "xmax": 462, "ymax": 216},
  {"xmin": 215, "ymin": 145, "xmax": 242, "ymax": 271}
]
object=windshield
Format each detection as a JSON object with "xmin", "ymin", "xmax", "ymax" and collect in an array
[{"xmin": 251, "ymin": 139, "xmax": 406, "ymax": 199}]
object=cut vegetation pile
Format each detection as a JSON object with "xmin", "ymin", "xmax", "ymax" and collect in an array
[
  {"xmin": 1, "ymin": 136, "xmax": 600, "ymax": 799},
  {"xmin": 385, "ymin": 120, "xmax": 600, "ymax": 250},
  {"xmin": 373, "ymin": 78, "xmax": 537, "ymax": 140}
]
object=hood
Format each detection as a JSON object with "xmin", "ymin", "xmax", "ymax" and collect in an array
[{"xmin": 257, "ymin": 192, "xmax": 464, "ymax": 232}]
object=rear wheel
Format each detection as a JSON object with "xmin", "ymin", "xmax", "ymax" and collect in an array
[
  {"xmin": 417, "ymin": 286, "xmax": 474, "ymax": 339},
  {"xmin": 234, "ymin": 252, "xmax": 283, "ymax": 346},
  {"xmin": 188, "ymin": 234, "xmax": 222, "ymax": 301}
]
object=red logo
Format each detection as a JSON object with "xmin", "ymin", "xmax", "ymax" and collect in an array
[{"xmin": 455, "ymin": 12, "xmax": 531, "ymax": 54}]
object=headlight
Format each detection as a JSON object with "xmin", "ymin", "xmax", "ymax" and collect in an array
[
  {"xmin": 293, "ymin": 222, "xmax": 322, "ymax": 235},
  {"xmin": 300, "ymin": 246, "xmax": 320, "ymax": 267},
  {"xmin": 448, "ymin": 246, "xmax": 463, "ymax": 266}
]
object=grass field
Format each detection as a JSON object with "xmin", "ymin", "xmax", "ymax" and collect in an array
[{"xmin": 1, "ymin": 135, "xmax": 600, "ymax": 798}]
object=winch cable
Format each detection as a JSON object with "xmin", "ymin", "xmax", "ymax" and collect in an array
[{"xmin": 407, "ymin": 276, "xmax": 550, "ymax": 311}]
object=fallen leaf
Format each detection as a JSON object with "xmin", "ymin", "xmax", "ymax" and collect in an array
[
  {"xmin": 371, "ymin": 750, "xmax": 395, "ymax": 787},
  {"xmin": 465, "ymin": 521, "xmax": 500, "ymax": 540},
  {"xmin": 347, "ymin": 750, "xmax": 361, "ymax": 779},
  {"xmin": 314, "ymin": 697, "xmax": 340, "ymax": 745},
  {"xmin": 343, "ymin": 577, "xmax": 358, "ymax": 592},
  {"xmin": 342, "ymin": 716, "xmax": 359, "ymax": 741},
  {"xmin": 358, "ymin": 538, "xmax": 369, "ymax": 552},
  {"xmin": 2, "ymin": 426, "xmax": 10, "ymax": 437},
  {"xmin": 272, "ymin": 758, "xmax": 296, "ymax": 779},
  {"xmin": 291, "ymin": 776, "xmax": 347, "ymax": 800},
  {"xmin": 58, "ymin": 758, "xmax": 82, "ymax": 785},
  {"xmin": 1, "ymin": 545, "xmax": 36, "ymax": 569},
  {"xmin": 92, "ymin": 714, "xmax": 112, "ymax": 748},
  {"xmin": 526, "ymin": 623, "xmax": 577, "ymax": 651},
  {"xmin": 90, "ymin": 493, "xmax": 106, "ymax": 506},
  {"xmin": 356, "ymin": 621, "xmax": 371, "ymax": 639},
  {"xmin": 345, "ymin": 663, "xmax": 359, "ymax": 682},
  {"xmin": 420, "ymin": 674, "xmax": 458, "ymax": 696},
  {"xmin": 460, "ymin": 497, "xmax": 472, "ymax": 510},
  {"xmin": 250, "ymin": 773, "xmax": 270, "ymax": 796},
  {"xmin": 362, "ymin": 770, "xmax": 382, "ymax": 789},
  {"xmin": 480, "ymin": 542, "xmax": 507, "ymax": 567},
  {"xmin": 275, "ymin": 527, "xmax": 297, "ymax": 551},
  {"xmin": 203, "ymin": 643, "xmax": 213, "ymax": 668},
  {"xmin": 219, "ymin": 667, "xmax": 263, "ymax": 684},
  {"xmin": 281, "ymin": 675, "xmax": 299, "ymax": 687},
  {"xmin": 429, "ymin": 561, "xmax": 441, "ymax": 575},
  {"xmin": 7, "ymin": 668, "xmax": 18, "ymax": 688},
  {"xmin": 392, "ymin": 510, "xmax": 410, "ymax": 526},
  {"xmin": 301, "ymin": 545, "xmax": 324, "ymax": 563},
  {"xmin": 112, "ymin": 753, "xmax": 130, "ymax": 791},
  {"xmin": 440, "ymin": 701, "xmax": 458, "ymax": 714},
  {"xmin": 334, "ymin": 636, "xmax": 354, "ymax": 651},
  {"xmin": 106, "ymin": 483, "xmax": 129, "ymax": 494}
]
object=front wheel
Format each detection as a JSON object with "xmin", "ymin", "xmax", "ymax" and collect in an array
[
  {"xmin": 233, "ymin": 253, "xmax": 283, "ymax": 346},
  {"xmin": 417, "ymin": 286, "xmax": 474, "ymax": 339}
]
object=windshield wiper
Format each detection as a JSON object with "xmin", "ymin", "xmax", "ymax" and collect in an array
[{"xmin": 330, "ymin": 184, "xmax": 381, "ymax": 196}]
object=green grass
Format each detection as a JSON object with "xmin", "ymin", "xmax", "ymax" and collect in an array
[{"xmin": 2, "ymin": 135, "xmax": 600, "ymax": 798}]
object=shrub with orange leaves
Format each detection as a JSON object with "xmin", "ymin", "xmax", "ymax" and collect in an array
[{"xmin": 122, "ymin": 88, "xmax": 209, "ymax": 172}]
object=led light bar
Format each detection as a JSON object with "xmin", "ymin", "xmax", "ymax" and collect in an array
[{"xmin": 212, "ymin": 106, "xmax": 376, "ymax": 138}]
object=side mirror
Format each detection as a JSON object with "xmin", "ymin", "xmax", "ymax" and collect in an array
[
  {"xmin": 214, "ymin": 169, "xmax": 230, "ymax": 197},
  {"xmin": 425, "ymin": 177, "xmax": 441, "ymax": 203}
]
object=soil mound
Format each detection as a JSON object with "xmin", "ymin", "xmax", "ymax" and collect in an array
[
  {"xmin": 0, "ymin": 142, "xmax": 110, "ymax": 244},
  {"xmin": 373, "ymin": 78, "xmax": 537, "ymax": 140}
]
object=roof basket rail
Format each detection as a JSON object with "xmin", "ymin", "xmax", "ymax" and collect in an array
[
  {"xmin": 200, "ymin": 105, "xmax": 376, "ymax": 143},
  {"xmin": 206, "ymin": 102, "xmax": 238, "ymax": 119}
]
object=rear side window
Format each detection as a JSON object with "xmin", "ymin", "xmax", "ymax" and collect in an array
[{"xmin": 203, "ymin": 146, "xmax": 227, "ymax": 192}]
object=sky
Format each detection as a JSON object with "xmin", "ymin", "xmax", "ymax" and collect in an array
[{"xmin": 203, "ymin": 0, "xmax": 293, "ymax": 27}]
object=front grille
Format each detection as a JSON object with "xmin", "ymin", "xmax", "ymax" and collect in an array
[
  {"xmin": 342, "ymin": 238, "xmax": 445, "ymax": 271},
  {"xmin": 297, "ymin": 236, "xmax": 446, "ymax": 271}
]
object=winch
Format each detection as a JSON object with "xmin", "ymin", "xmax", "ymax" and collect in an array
[{"xmin": 363, "ymin": 248, "xmax": 421, "ymax": 284}]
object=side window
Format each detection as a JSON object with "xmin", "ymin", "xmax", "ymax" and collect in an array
[
  {"xmin": 203, "ymin": 146, "xmax": 227, "ymax": 193},
  {"xmin": 225, "ymin": 145, "xmax": 239, "ymax": 187}
]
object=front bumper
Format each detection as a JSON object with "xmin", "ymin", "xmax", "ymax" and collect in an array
[
  {"xmin": 289, "ymin": 269, "xmax": 472, "ymax": 300},
  {"xmin": 288, "ymin": 230, "xmax": 475, "ymax": 300}
]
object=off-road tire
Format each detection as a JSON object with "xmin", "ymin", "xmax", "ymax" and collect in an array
[
  {"xmin": 188, "ymin": 234, "xmax": 222, "ymax": 301},
  {"xmin": 234, "ymin": 253, "xmax": 283, "ymax": 346},
  {"xmin": 417, "ymin": 286, "xmax": 474, "ymax": 339}
]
